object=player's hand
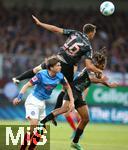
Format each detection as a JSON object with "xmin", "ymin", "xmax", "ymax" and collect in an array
[
  {"xmin": 107, "ymin": 82, "xmax": 118, "ymax": 88},
  {"xmin": 13, "ymin": 93, "xmax": 23, "ymax": 105},
  {"xmin": 101, "ymin": 75, "xmax": 108, "ymax": 82},
  {"xmin": 12, "ymin": 77, "xmax": 20, "ymax": 84},
  {"xmin": 32, "ymin": 15, "xmax": 41, "ymax": 25},
  {"xmin": 13, "ymin": 98, "xmax": 21, "ymax": 105}
]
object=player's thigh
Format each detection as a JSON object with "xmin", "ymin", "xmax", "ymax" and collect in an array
[
  {"xmin": 25, "ymin": 94, "xmax": 40, "ymax": 120},
  {"xmin": 39, "ymin": 101, "xmax": 46, "ymax": 121},
  {"xmin": 25, "ymin": 104, "xmax": 39, "ymax": 120},
  {"xmin": 60, "ymin": 62, "xmax": 74, "ymax": 83},
  {"xmin": 29, "ymin": 119, "xmax": 38, "ymax": 126},
  {"xmin": 74, "ymin": 90, "xmax": 89, "ymax": 118},
  {"xmin": 62, "ymin": 100, "xmax": 70, "ymax": 110},
  {"xmin": 76, "ymin": 105, "xmax": 89, "ymax": 120},
  {"xmin": 54, "ymin": 91, "xmax": 65, "ymax": 109}
]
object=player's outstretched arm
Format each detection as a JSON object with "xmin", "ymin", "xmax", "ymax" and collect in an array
[
  {"xmin": 90, "ymin": 75, "xmax": 108, "ymax": 83},
  {"xmin": 12, "ymin": 65, "xmax": 42, "ymax": 84},
  {"xmin": 32, "ymin": 15, "xmax": 63, "ymax": 34},
  {"xmin": 90, "ymin": 76, "xmax": 118, "ymax": 88},
  {"xmin": 13, "ymin": 81, "xmax": 33, "ymax": 105},
  {"xmin": 103, "ymin": 82, "xmax": 118, "ymax": 88}
]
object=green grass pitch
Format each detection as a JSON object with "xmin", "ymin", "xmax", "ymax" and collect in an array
[{"xmin": 0, "ymin": 120, "xmax": 128, "ymax": 150}]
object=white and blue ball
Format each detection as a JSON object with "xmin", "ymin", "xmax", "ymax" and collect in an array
[{"xmin": 100, "ymin": 1, "xmax": 115, "ymax": 16}]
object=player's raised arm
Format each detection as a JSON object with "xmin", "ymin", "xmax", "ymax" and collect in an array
[
  {"xmin": 12, "ymin": 64, "xmax": 43, "ymax": 84},
  {"xmin": 32, "ymin": 15, "xmax": 63, "ymax": 34},
  {"xmin": 85, "ymin": 59, "xmax": 103, "ymax": 75}
]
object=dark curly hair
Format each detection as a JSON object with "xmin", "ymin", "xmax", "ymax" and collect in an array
[{"xmin": 92, "ymin": 47, "xmax": 107, "ymax": 70}]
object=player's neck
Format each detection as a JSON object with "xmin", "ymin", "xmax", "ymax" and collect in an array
[{"xmin": 48, "ymin": 70, "xmax": 56, "ymax": 77}]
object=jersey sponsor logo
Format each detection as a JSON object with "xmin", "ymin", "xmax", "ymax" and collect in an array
[{"xmin": 45, "ymin": 85, "xmax": 56, "ymax": 90}]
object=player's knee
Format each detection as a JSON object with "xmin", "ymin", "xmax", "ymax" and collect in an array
[
  {"xmin": 30, "ymin": 119, "xmax": 38, "ymax": 126},
  {"xmin": 65, "ymin": 105, "xmax": 70, "ymax": 112},
  {"xmin": 61, "ymin": 105, "xmax": 69, "ymax": 113},
  {"xmin": 63, "ymin": 112, "xmax": 69, "ymax": 117},
  {"xmin": 81, "ymin": 115, "xmax": 89, "ymax": 125},
  {"xmin": 66, "ymin": 105, "xmax": 70, "ymax": 112},
  {"xmin": 62, "ymin": 102, "xmax": 70, "ymax": 112}
]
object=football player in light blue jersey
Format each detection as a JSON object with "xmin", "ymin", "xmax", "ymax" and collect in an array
[{"xmin": 13, "ymin": 55, "xmax": 74, "ymax": 150}]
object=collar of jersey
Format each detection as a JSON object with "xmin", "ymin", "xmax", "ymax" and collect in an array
[
  {"xmin": 82, "ymin": 32, "xmax": 88, "ymax": 38},
  {"xmin": 47, "ymin": 70, "xmax": 56, "ymax": 79}
]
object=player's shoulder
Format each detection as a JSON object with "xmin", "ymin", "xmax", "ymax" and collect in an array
[
  {"xmin": 82, "ymin": 34, "xmax": 92, "ymax": 48},
  {"xmin": 56, "ymin": 72, "xmax": 64, "ymax": 79},
  {"xmin": 38, "ymin": 69, "xmax": 47, "ymax": 73},
  {"xmin": 38, "ymin": 69, "xmax": 47, "ymax": 75},
  {"xmin": 81, "ymin": 32, "xmax": 89, "ymax": 41},
  {"xmin": 76, "ymin": 31, "xmax": 90, "ymax": 42},
  {"xmin": 63, "ymin": 28, "xmax": 78, "ymax": 35}
]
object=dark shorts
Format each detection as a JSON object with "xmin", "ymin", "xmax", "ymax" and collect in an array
[
  {"xmin": 54, "ymin": 61, "xmax": 74, "ymax": 109},
  {"xmin": 60, "ymin": 61, "xmax": 74, "ymax": 84},
  {"xmin": 63, "ymin": 88, "xmax": 87, "ymax": 109},
  {"xmin": 54, "ymin": 91, "xmax": 65, "ymax": 109}
]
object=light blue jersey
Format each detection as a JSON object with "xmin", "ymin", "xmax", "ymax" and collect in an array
[{"xmin": 30, "ymin": 70, "xmax": 66, "ymax": 100}]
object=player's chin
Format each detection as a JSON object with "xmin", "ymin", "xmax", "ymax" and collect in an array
[{"xmin": 57, "ymin": 68, "xmax": 62, "ymax": 72}]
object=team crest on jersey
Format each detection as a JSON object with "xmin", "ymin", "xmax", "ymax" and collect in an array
[
  {"xmin": 31, "ymin": 111, "xmax": 35, "ymax": 116},
  {"xmin": 32, "ymin": 76, "xmax": 38, "ymax": 82}
]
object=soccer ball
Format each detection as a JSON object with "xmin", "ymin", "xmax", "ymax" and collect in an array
[{"xmin": 100, "ymin": 1, "xmax": 115, "ymax": 16}]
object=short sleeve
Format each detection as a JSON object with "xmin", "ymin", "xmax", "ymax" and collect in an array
[
  {"xmin": 60, "ymin": 76, "xmax": 67, "ymax": 86},
  {"xmin": 83, "ymin": 46, "xmax": 93, "ymax": 60},
  {"xmin": 30, "ymin": 73, "xmax": 42, "ymax": 85},
  {"xmin": 63, "ymin": 29, "xmax": 76, "ymax": 36}
]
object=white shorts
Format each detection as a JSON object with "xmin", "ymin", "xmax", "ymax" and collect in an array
[{"xmin": 25, "ymin": 94, "xmax": 46, "ymax": 121}]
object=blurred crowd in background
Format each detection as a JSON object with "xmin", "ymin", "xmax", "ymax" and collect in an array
[
  {"xmin": 0, "ymin": 1, "xmax": 128, "ymax": 124},
  {"xmin": 0, "ymin": 4, "xmax": 128, "ymax": 81}
]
